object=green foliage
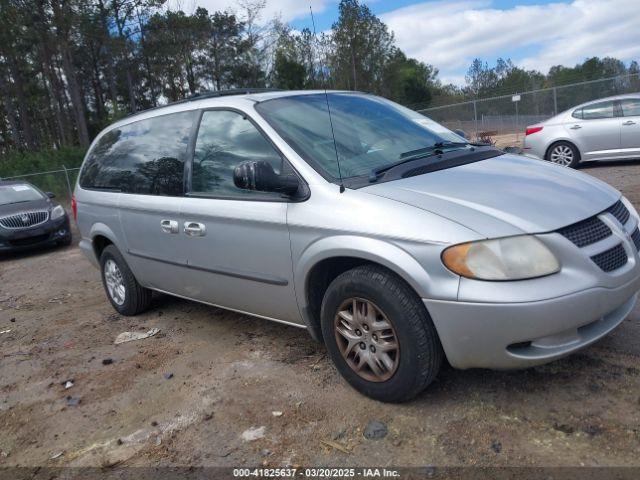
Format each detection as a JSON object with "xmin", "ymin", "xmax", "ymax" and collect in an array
[
  {"xmin": 274, "ymin": 50, "xmax": 306, "ymax": 90},
  {"xmin": 0, "ymin": 147, "xmax": 85, "ymax": 177},
  {"xmin": 383, "ymin": 50, "xmax": 437, "ymax": 108},
  {"xmin": 330, "ymin": 0, "xmax": 395, "ymax": 93},
  {"xmin": 0, "ymin": 147, "xmax": 86, "ymax": 200}
]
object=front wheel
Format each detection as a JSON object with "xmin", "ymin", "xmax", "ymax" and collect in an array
[
  {"xmin": 546, "ymin": 141, "xmax": 580, "ymax": 168},
  {"xmin": 100, "ymin": 244, "xmax": 152, "ymax": 316},
  {"xmin": 320, "ymin": 265, "xmax": 443, "ymax": 402}
]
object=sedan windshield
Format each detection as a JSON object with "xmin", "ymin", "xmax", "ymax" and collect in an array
[
  {"xmin": 255, "ymin": 93, "xmax": 467, "ymax": 180},
  {"xmin": 0, "ymin": 184, "xmax": 44, "ymax": 205}
]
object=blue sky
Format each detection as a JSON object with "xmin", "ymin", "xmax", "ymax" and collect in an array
[
  {"xmin": 289, "ymin": 0, "xmax": 568, "ymax": 31},
  {"xmin": 186, "ymin": 0, "xmax": 640, "ymax": 85}
]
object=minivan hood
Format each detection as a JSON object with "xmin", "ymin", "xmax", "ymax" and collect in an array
[{"xmin": 362, "ymin": 154, "xmax": 620, "ymax": 237}]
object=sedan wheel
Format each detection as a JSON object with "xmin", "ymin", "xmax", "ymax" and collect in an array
[{"xmin": 549, "ymin": 144, "xmax": 575, "ymax": 166}]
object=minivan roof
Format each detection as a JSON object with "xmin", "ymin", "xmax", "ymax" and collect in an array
[{"xmin": 118, "ymin": 89, "xmax": 356, "ymax": 127}]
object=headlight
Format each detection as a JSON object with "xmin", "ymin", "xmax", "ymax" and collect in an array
[
  {"xmin": 50, "ymin": 205, "xmax": 66, "ymax": 220},
  {"xmin": 442, "ymin": 235, "xmax": 560, "ymax": 281}
]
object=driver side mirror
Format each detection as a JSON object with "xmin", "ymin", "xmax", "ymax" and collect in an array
[
  {"xmin": 233, "ymin": 161, "xmax": 300, "ymax": 196},
  {"xmin": 46, "ymin": 192, "xmax": 56, "ymax": 199}
]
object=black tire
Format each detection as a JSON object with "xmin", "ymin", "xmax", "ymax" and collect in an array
[
  {"xmin": 100, "ymin": 244, "xmax": 152, "ymax": 316},
  {"xmin": 320, "ymin": 265, "xmax": 443, "ymax": 402},
  {"xmin": 546, "ymin": 141, "xmax": 580, "ymax": 168}
]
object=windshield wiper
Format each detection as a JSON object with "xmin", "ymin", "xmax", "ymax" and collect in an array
[
  {"xmin": 369, "ymin": 141, "xmax": 470, "ymax": 182},
  {"xmin": 402, "ymin": 141, "xmax": 469, "ymax": 160}
]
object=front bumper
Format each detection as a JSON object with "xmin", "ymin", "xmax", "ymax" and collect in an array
[
  {"xmin": 424, "ymin": 272, "xmax": 640, "ymax": 369},
  {"xmin": 0, "ymin": 216, "xmax": 71, "ymax": 252}
]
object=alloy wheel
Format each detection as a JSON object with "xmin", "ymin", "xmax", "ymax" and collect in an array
[
  {"xmin": 104, "ymin": 259, "xmax": 126, "ymax": 305},
  {"xmin": 334, "ymin": 297, "xmax": 400, "ymax": 382},
  {"xmin": 549, "ymin": 145, "xmax": 574, "ymax": 166}
]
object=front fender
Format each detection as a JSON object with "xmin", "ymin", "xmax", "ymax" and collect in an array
[{"xmin": 295, "ymin": 235, "xmax": 436, "ymax": 309}]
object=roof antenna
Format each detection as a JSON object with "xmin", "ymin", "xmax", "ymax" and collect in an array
[{"xmin": 310, "ymin": 5, "xmax": 345, "ymax": 193}]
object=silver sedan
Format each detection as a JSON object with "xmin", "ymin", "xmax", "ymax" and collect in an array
[{"xmin": 523, "ymin": 93, "xmax": 640, "ymax": 167}]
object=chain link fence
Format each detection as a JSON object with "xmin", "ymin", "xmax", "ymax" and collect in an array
[
  {"xmin": 417, "ymin": 72, "xmax": 640, "ymax": 148},
  {"xmin": 0, "ymin": 166, "xmax": 79, "ymax": 203}
]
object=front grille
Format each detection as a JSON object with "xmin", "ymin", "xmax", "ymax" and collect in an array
[
  {"xmin": 558, "ymin": 216, "xmax": 611, "ymax": 247},
  {"xmin": 607, "ymin": 200, "xmax": 630, "ymax": 226},
  {"xmin": 0, "ymin": 210, "xmax": 49, "ymax": 229},
  {"xmin": 631, "ymin": 228, "xmax": 640, "ymax": 251},
  {"xmin": 590, "ymin": 244, "xmax": 628, "ymax": 272}
]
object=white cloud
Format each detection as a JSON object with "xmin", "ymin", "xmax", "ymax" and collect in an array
[
  {"xmin": 381, "ymin": 0, "xmax": 640, "ymax": 84},
  {"xmin": 168, "ymin": 0, "xmax": 330, "ymax": 23}
]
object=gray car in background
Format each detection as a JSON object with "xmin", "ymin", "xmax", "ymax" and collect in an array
[
  {"xmin": 524, "ymin": 93, "xmax": 640, "ymax": 167},
  {"xmin": 74, "ymin": 90, "xmax": 640, "ymax": 402}
]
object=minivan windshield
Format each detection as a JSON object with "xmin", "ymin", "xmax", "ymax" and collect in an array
[
  {"xmin": 255, "ymin": 93, "xmax": 468, "ymax": 181},
  {"xmin": 0, "ymin": 184, "xmax": 43, "ymax": 206}
]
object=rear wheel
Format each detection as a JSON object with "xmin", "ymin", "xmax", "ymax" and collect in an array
[
  {"xmin": 546, "ymin": 141, "xmax": 580, "ymax": 168},
  {"xmin": 320, "ymin": 265, "xmax": 443, "ymax": 402},
  {"xmin": 100, "ymin": 245, "xmax": 152, "ymax": 315}
]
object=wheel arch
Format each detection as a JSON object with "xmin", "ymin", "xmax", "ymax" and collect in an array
[
  {"xmin": 296, "ymin": 236, "xmax": 434, "ymax": 343},
  {"xmin": 88, "ymin": 223, "xmax": 120, "ymax": 262}
]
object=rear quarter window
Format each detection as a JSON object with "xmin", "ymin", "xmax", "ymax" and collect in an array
[
  {"xmin": 580, "ymin": 101, "xmax": 615, "ymax": 120},
  {"xmin": 79, "ymin": 111, "xmax": 196, "ymax": 195}
]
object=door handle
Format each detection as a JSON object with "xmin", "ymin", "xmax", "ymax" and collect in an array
[
  {"xmin": 184, "ymin": 221, "xmax": 206, "ymax": 237},
  {"xmin": 569, "ymin": 124, "xmax": 582, "ymax": 130},
  {"xmin": 622, "ymin": 120, "xmax": 636, "ymax": 126},
  {"xmin": 160, "ymin": 219, "xmax": 179, "ymax": 234}
]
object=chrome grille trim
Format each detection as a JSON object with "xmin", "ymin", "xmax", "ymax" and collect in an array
[
  {"xmin": 556, "ymin": 199, "xmax": 635, "ymax": 273},
  {"xmin": 558, "ymin": 216, "xmax": 611, "ymax": 248},
  {"xmin": 631, "ymin": 228, "xmax": 640, "ymax": 252},
  {"xmin": 607, "ymin": 200, "xmax": 630, "ymax": 226},
  {"xmin": 0, "ymin": 210, "xmax": 49, "ymax": 229}
]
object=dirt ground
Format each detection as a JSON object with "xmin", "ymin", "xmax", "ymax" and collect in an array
[{"xmin": 1, "ymin": 161, "xmax": 640, "ymax": 473}]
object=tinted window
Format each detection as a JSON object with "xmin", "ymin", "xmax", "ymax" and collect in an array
[
  {"xmin": 191, "ymin": 110, "xmax": 284, "ymax": 197},
  {"xmin": 80, "ymin": 111, "xmax": 195, "ymax": 195},
  {"xmin": 255, "ymin": 93, "xmax": 464, "ymax": 180},
  {"xmin": 571, "ymin": 108, "xmax": 583, "ymax": 119},
  {"xmin": 0, "ymin": 184, "xmax": 43, "ymax": 205},
  {"xmin": 621, "ymin": 98, "xmax": 640, "ymax": 117},
  {"xmin": 581, "ymin": 101, "xmax": 615, "ymax": 120}
]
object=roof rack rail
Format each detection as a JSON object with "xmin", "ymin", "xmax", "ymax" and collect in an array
[{"xmin": 126, "ymin": 88, "xmax": 282, "ymax": 117}]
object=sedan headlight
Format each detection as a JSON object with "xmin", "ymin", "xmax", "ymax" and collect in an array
[
  {"xmin": 442, "ymin": 235, "xmax": 560, "ymax": 281},
  {"xmin": 50, "ymin": 205, "xmax": 66, "ymax": 220}
]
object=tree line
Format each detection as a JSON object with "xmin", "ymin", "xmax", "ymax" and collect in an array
[{"xmin": 1, "ymin": 0, "xmax": 638, "ymax": 158}]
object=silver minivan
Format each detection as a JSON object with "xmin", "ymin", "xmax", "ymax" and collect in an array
[{"xmin": 74, "ymin": 90, "xmax": 640, "ymax": 402}]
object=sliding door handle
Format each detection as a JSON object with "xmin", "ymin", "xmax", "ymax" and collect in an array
[
  {"xmin": 184, "ymin": 221, "xmax": 206, "ymax": 237},
  {"xmin": 160, "ymin": 219, "xmax": 179, "ymax": 234}
]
